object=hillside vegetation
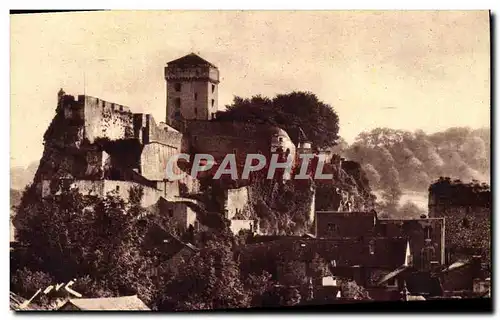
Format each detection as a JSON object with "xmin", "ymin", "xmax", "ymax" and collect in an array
[{"xmin": 333, "ymin": 127, "xmax": 490, "ymax": 217}]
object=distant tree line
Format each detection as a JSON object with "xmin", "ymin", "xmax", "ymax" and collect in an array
[{"xmin": 331, "ymin": 127, "xmax": 490, "ymax": 217}]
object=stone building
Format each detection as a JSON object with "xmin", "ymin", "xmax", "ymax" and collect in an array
[
  {"xmin": 376, "ymin": 217, "xmax": 445, "ymax": 267},
  {"xmin": 36, "ymin": 53, "xmax": 306, "ymax": 236},
  {"xmin": 165, "ymin": 53, "xmax": 220, "ymax": 127},
  {"xmin": 315, "ymin": 211, "xmax": 446, "ymax": 270},
  {"xmin": 38, "ymin": 91, "xmax": 201, "ymax": 229},
  {"xmin": 315, "ymin": 211, "xmax": 377, "ymax": 239}
]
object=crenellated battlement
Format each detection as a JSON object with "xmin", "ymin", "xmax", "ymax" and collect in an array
[{"xmin": 80, "ymin": 95, "xmax": 132, "ymax": 114}]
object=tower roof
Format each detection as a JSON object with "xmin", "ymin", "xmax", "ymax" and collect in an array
[{"xmin": 167, "ymin": 53, "xmax": 217, "ymax": 68}]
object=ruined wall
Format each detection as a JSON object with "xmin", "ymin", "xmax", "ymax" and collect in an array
[
  {"xmin": 226, "ymin": 186, "xmax": 250, "ymax": 219},
  {"xmin": 42, "ymin": 179, "xmax": 162, "ymax": 207},
  {"xmin": 144, "ymin": 115, "xmax": 183, "ymax": 147},
  {"xmin": 83, "ymin": 96, "xmax": 135, "ymax": 143},
  {"xmin": 38, "ymin": 145, "xmax": 107, "ymax": 182},
  {"xmin": 428, "ymin": 179, "xmax": 491, "ymax": 264},
  {"xmin": 42, "ymin": 180, "xmax": 105, "ymax": 197},
  {"xmin": 102, "ymin": 180, "xmax": 162, "ymax": 207},
  {"xmin": 432, "ymin": 205, "xmax": 490, "ymax": 263}
]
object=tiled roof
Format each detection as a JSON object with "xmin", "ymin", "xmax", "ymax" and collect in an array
[
  {"xmin": 60, "ymin": 295, "xmax": 150, "ymax": 311},
  {"xmin": 167, "ymin": 53, "xmax": 217, "ymax": 68}
]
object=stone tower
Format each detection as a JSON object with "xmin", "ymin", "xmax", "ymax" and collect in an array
[{"xmin": 164, "ymin": 53, "xmax": 220, "ymax": 129}]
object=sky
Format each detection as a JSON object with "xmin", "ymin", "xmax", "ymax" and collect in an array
[{"xmin": 10, "ymin": 10, "xmax": 490, "ymax": 168}]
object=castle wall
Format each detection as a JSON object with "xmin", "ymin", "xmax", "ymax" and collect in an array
[
  {"xmin": 428, "ymin": 181, "xmax": 491, "ymax": 264},
  {"xmin": 141, "ymin": 142, "xmax": 178, "ymax": 181},
  {"xmin": 137, "ymin": 114, "xmax": 184, "ymax": 182},
  {"xmin": 145, "ymin": 115, "xmax": 183, "ymax": 147},
  {"xmin": 42, "ymin": 180, "xmax": 105, "ymax": 197},
  {"xmin": 102, "ymin": 180, "xmax": 162, "ymax": 207},
  {"xmin": 166, "ymin": 80, "xmax": 212, "ymax": 124},
  {"xmin": 155, "ymin": 180, "xmax": 180, "ymax": 200},
  {"xmin": 83, "ymin": 96, "xmax": 135, "ymax": 143},
  {"xmin": 42, "ymin": 179, "xmax": 162, "ymax": 208},
  {"xmin": 186, "ymin": 121, "xmax": 295, "ymax": 169},
  {"xmin": 430, "ymin": 204, "xmax": 490, "ymax": 263}
]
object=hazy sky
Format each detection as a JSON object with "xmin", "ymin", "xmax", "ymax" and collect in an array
[{"xmin": 10, "ymin": 11, "xmax": 490, "ymax": 168}]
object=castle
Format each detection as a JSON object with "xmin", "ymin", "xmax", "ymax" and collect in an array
[{"xmin": 36, "ymin": 53, "xmax": 310, "ymax": 234}]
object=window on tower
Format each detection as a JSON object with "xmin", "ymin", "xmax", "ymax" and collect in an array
[
  {"xmin": 194, "ymin": 93, "xmax": 198, "ymax": 100},
  {"xmin": 211, "ymin": 84, "xmax": 215, "ymax": 93},
  {"xmin": 175, "ymin": 83, "xmax": 182, "ymax": 92},
  {"xmin": 175, "ymin": 98, "xmax": 181, "ymax": 109},
  {"xmin": 211, "ymin": 99, "xmax": 215, "ymax": 107},
  {"xmin": 194, "ymin": 107, "xmax": 198, "ymax": 116}
]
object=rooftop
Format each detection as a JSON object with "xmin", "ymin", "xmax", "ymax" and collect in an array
[
  {"xmin": 59, "ymin": 295, "xmax": 150, "ymax": 311},
  {"xmin": 167, "ymin": 53, "xmax": 217, "ymax": 68}
]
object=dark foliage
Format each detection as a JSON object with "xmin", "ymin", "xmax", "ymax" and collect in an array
[{"xmin": 215, "ymin": 92, "xmax": 340, "ymax": 149}]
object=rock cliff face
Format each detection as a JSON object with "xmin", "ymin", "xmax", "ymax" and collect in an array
[
  {"xmin": 242, "ymin": 156, "xmax": 375, "ymax": 236},
  {"xmin": 31, "ymin": 92, "xmax": 185, "ymax": 193}
]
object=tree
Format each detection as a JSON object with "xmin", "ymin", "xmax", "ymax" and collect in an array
[
  {"xmin": 216, "ymin": 91, "xmax": 340, "ymax": 148},
  {"xmin": 340, "ymin": 280, "xmax": 371, "ymax": 300},
  {"xmin": 159, "ymin": 239, "xmax": 251, "ymax": 311},
  {"xmin": 12, "ymin": 185, "xmax": 168, "ymax": 308},
  {"xmin": 243, "ymin": 271, "xmax": 274, "ymax": 307},
  {"xmin": 380, "ymin": 166, "xmax": 402, "ymax": 205},
  {"xmin": 362, "ymin": 164, "xmax": 381, "ymax": 189},
  {"xmin": 397, "ymin": 201, "xmax": 426, "ymax": 219}
]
